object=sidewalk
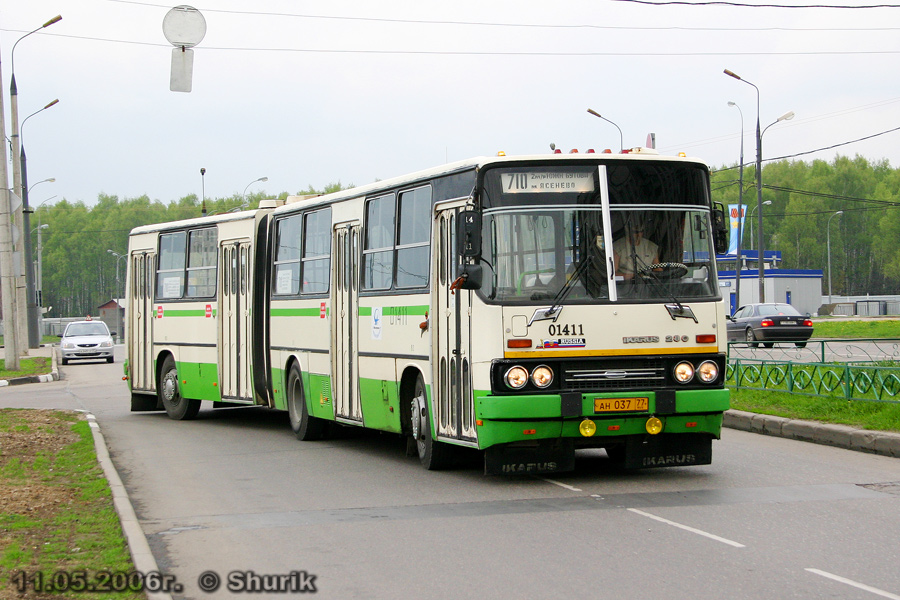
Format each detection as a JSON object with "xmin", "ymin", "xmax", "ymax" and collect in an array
[{"xmin": 0, "ymin": 344, "xmax": 59, "ymax": 386}]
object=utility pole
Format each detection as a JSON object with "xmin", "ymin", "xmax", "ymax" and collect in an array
[{"xmin": 0, "ymin": 44, "xmax": 21, "ymax": 369}]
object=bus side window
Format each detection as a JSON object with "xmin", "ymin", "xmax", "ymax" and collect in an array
[{"xmin": 363, "ymin": 194, "xmax": 395, "ymax": 290}]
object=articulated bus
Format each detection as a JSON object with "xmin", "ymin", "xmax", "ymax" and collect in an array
[{"xmin": 125, "ymin": 151, "xmax": 731, "ymax": 474}]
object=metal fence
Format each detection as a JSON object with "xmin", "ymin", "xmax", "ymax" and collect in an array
[{"xmin": 727, "ymin": 339, "xmax": 900, "ymax": 403}]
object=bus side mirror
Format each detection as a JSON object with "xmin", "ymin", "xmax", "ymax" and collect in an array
[
  {"xmin": 455, "ymin": 263, "xmax": 483, "ymax": 290},
  {"xmin": 712, "ymin": 203, "xmax": 728, "ymax": 255},
  {"xmin": 457, "ymin": 211, "xmax": 482, "ymax": 258}
]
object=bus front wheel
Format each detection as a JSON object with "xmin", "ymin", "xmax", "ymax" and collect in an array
[
  {"xmin": 159, "ymin": 355, "xmax": 201, "ymax": 420},
  {"xmin": 287, "ymin": 364, "xmax": 325, "ymax": 441},
  {"xmin": 409, "ymin": 374, "xmax": 453, "ymax": 470}
]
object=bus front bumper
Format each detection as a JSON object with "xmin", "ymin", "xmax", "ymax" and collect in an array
[{"xmin": 474, "ymin": 388, "xmax": 729, "ymax": 450}]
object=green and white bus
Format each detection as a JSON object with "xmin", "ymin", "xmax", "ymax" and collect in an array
[{"xmin": 125, "ymin": 151, "xmax": 731, "ymax": 474}]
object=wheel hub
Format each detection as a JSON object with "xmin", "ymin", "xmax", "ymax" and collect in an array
[
  {"xmin": 162, "ymin": 372, "xmax": 178, "ymax": 403},
  {"xmin": 411, "ymin": 393, "xmax": 426, "ymax": 441}
]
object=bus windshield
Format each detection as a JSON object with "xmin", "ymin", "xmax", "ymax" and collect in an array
[{"xmin": 479, "ymin": 163, "xmax": 719, "ymax": 304}]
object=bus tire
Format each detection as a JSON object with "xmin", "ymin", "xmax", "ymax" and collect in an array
[
  {"xmin": 287, "ymin": 364, "xmax": 325, "ymax": 441},
  {"xmin": 159, "ymin": 355, "xmax": 201, "ymax": 420},
  {"xmin": 410, "ymin": 374, "xmax": 453, "ymax": 470}
]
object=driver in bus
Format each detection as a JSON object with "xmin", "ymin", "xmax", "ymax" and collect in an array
[{"xmin": 613, "ymin": 223, "xmax": 659, "ymax": 280}]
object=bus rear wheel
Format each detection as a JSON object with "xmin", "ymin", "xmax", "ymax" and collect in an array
[
  {"xmin": 287, "ymin": 364, "xmax": 325, "ymax": 441},
  {"xmin": 409, "ymin": 374, "xmax": 453, "ymax": 470},
  {"xmin": 159, "ymin": 355, "xmax": 201, "ymax": 420}
]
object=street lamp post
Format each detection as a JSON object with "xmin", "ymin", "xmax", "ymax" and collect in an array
[
  {"xmin": 827, "ymin": 211, "xmax": 844, "ymax": 304},
  {"xmin": 10, "ymin": 15, "xmax": 63, "ymax": 352},
  {"xmin": 21, "ymin": 164, "xmax": 56, "ymax": 348},
  {"xmin": 727, "ymin": 101, "xmax": 745, "ymax": 306},
  {"xmin": 34, "ymin": 196, "xmax": 56, "ymax": 340},
  {"xmin": 200, "ymin": 167, "xmax": 207, "ymax": 216},
  {"xmin": 746, "ymin": 200, "xmax": 772, "ymax": 251},
  {"xmin": 724, "ymin": 69, "xmax": 793, "ymax": 304},
  {"xmin": 107, "ymin": 250, "xmax": 127, "ymax": 343},
  {"xmin": 33, "ymin": 223, "xmax": 48, "ymax": 340},
  {"xmin": 586, "ymin": 108, "xmax": 624, "ymax": 152}
]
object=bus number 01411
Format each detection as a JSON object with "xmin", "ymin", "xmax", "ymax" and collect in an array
[{"xmin": 548, "ymin": 323, "xmax": 584, "ymax": 336}]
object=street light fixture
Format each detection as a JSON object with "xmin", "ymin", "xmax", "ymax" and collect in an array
[
  {"xmin": 235, "ymin": 176, "xmax": 268, "ymax": 211},
  {"xmin": 727, "ymin": 100, "xmax": 745, "ymax": 306},
  {"xmin": 28, "ymin": 177, "xmax": 56, "ymax": 194},
  {"xmin": 10, "ymin": 15, "xmax": 63, "ymax": 351},
  {"xmin": 724, "ymin": 69, "xmax": 793, "ymax": 304},
  {"xmin": 827, "ymin": 211, "xmax": 844, "ymax": 304},
  {"xmin": 586, "ymin": 108, "xmax": 624, "ymax": 152}
]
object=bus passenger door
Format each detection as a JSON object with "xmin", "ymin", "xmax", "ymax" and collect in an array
[
  {"xmin": 434, "ymin": 206, "xmax": 477, "ymax": 443},
  {"xmin": 219, "ymin": 241, "xmax": 253, "ymax": 402},
  {"xmin": 129, "ymin": 252, "xmax": 155, "ymax": 392},
  {"xmin": 331, "ymin": 223, "xmax": 362, "ymax": 422}
]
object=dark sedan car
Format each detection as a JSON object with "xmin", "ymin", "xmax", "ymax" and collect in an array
[{"xmin": 726, "ymin": 303, "xmax": 814, "ymax": 347}]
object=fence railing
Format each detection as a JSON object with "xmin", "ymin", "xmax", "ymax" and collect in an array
[{"xmin": 727, "ymin": 339, "xmax": 900, "ymax": 403}]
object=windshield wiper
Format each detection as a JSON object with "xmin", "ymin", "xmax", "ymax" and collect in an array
[
  {"xmin": 636, "ymin": 263, "xmax": 699, "ymax": 323},
  {"xmin": 548, "ymin": 255, "xmax": 593, "ymax": 314},
  {"xmin": 527, "ymin": 256, "xmax": 593, "ymax": 326}
]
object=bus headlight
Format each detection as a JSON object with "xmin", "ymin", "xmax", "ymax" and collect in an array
[
  {"xmin": 504, "ymin": 366, "xmax": 529, "ymax": 389},
  {"xmin": 531, "ymin": 365, "xmax": 553, "ymax": 388},
  {"xmin": 697, "ymin": 360, "xmax": 719, "ymax": 383},
  {"xmin": 673, "ymin": 361, "xmax": 694, "ymax": 383}
]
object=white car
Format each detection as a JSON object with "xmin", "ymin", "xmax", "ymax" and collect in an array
[{"xmin": 60, "ymin": 319, "xmax": 114, "ymax": 365}]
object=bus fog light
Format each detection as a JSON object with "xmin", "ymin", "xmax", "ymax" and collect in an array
[
  {"xmin": 504, "ymin": 366, "xmax": 529, "ymax": 389},
  {"xmin": 697, "ymin": 360, "xmax": 718, "ymax": 383},
  {"xmin": 646, "ymin": 417, "xmax": 663, "ymax": 435},
  {"xmin": 531, "ymin": 365, "xmax": 553, "ymax": 388},
  {"xmin": 579, "ymin": 419, "xmax": 597, "ymax": 437},
  {"xmin": 674, "ymin": 361, "xmax": 694, "ymax": 383}
]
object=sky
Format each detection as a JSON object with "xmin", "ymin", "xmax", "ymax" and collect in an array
[{"xmin": 1, "ymin": 0, "xmax": 899, "ymax": 209}]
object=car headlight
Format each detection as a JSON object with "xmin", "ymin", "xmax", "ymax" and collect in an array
[
  {"xmin": 673, "ymin": 361, "xmax": 694, "ymax": 383},
  {"xmin": 504, "ymin": 366, "xmax": 529, "ymax": 389},
  {"xmin": 99, "ymin": 340, "xmax": 113, "ymax": 348},
  {"xmin": 697, "ymin": 360, "xmax": 719, "ymax": 383},
  {"xmin": 62, "ymin": 341, "xmax": 75, "ymax": 349},
  {"xmin": 531, "ymin": 365, "xmax": 554, "ymax": 388}
]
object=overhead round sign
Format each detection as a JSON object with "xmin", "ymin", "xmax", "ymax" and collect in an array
[{"xmin": 162, "ymin": 5, "xmax": 206, "ymax": 48}]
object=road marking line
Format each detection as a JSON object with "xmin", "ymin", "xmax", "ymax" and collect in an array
[
  {"xmin": 626, "ymin": 508, "xmax": 745, "ymax": 548},
  {"xmin": 806, "ymin": 568, "xmax": 900, "ymax": 600},
  {"xmin": 537, "ymin": 477, "xmax": 582, "ymax": 492}
]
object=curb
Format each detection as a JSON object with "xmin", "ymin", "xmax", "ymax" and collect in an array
[
  {"xmin": 0, "ymin": 346, "xmax": 59, "ymax": 387},
  {"xmin": 724, "ymin": 409, "xmax": 900, "ymax": 458},
  {"xmin": 83, "ymin": 412, "xmax": 173, "ymax": 600}
]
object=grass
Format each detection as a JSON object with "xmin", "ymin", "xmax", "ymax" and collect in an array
[
  {"xmin": 730, "ymin": 387, "xmax": 900, "ymax": 433},
  {"xmin": 0, "ymin": 357, "xmax": 51, "ymax": 380},
  {"xmin": 0, "ymin": 410, "xmax": 142, "ymax": 600},
  {"xmin": 812, "ymin": 318, "xmax": 900, "ymax": 339}
]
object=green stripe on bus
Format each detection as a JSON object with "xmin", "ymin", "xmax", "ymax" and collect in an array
[
  {"xmin": 270, "ymin": 308, "xmax": 323, "ymax": 317},
  {"xmin": 271, "ymin": 305, "xmax": 428, "ymax": 318},
  {"xmin": 160, "ymin": 309, "xmax": 216, "ymax": 317},
  {"xmin": 358, "ymin": 305, "xmax": 428, "ymax": 317}
]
